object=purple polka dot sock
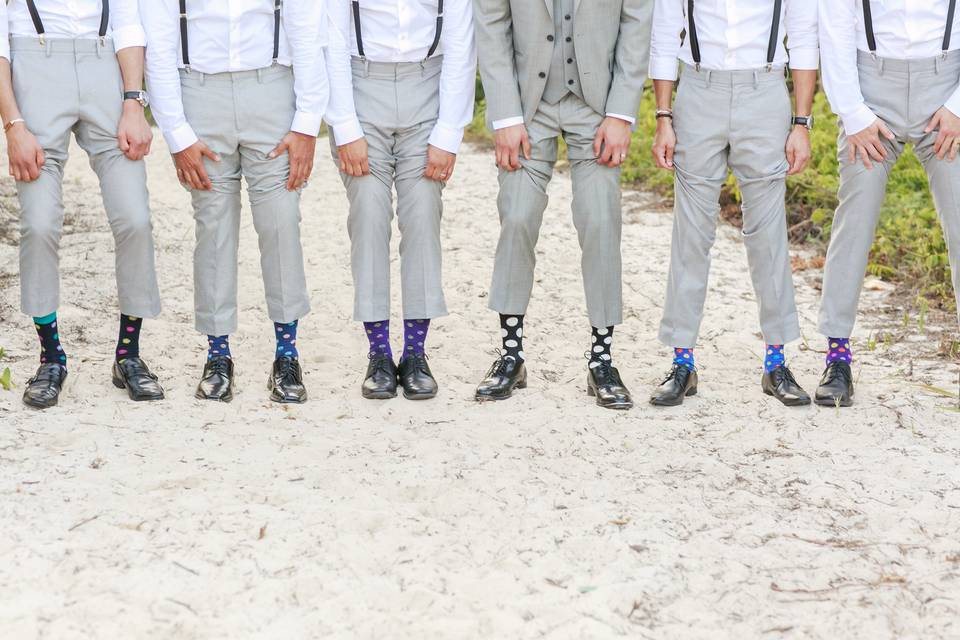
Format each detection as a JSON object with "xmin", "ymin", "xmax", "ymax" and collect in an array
[
  {"xmin": 116, "ymin": 314, "xmax": 142, "ymax": 362},
  {"xmin": 207, "ymin": 335, "xmax": 231, "ymax": 360},
  {"xmin": 764, "ymin": 344, "xmax": 785, "ymax": 373},
  {"xmin": 673, "ymin": 347, "xmax": 695, "ymax": 370},
  {"xmin": 275, "ymin": 320, "xmax": 299, "ymax": 360},
  {"xmin": 402, "ymin": 319, "xmax": 430, "ymax": 361},
  {"xmin": 826, "ymin": 337, "xmax": 852, "ymax": 365},
  {"xmin": 33, "ymin": 313, "xmax": 66, "ymax": 367},
  {"xmin": 364, "ymin": 320, "xmax": 392, "ymax": 359}
]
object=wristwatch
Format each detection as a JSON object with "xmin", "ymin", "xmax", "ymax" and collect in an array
[
  {"xmin": 123, "ymin": 90, "xmax": 150, "ymax": 109},
  {"xmin": 791, "ymin": 115, "xmax": 814, "ymax": 130}
]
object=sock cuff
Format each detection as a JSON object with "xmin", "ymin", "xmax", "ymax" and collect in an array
[{"xmin": 33, "ymin": 312, "xmax": 57, "ymax": 325}]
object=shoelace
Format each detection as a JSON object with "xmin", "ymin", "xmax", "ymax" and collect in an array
[
  {"xmin": 823, "ymin": 361, "xmax": 852, "ymax": 385},
  {"xmin": 205, "ymin": 357, "xmax": 232, "ymax": 379},
  {"xmin": 29, "ymin": 363, "xmax": 64, "ymax": 384},
  {"xmin": 591, "ymin": 359, "xmax": 616, "ymax": 381},
  {"xmin": 661, "ymin": 363, "xmax": 690, "ymax": 385},
  {"xmin": 487, "ymin": 352, "xmax": 514, "ymax": 378},
  {"xmin": 368, "ymin": 353, "xmax": 394, "ymax": 376},
  {"xmin": 773, "ymin": 365, "xmax": 800, "ymax": 387},
  {"xmin": 275, "ymin": 358, "xmax": 301, "ymax": 385},
  {"xmin": 405, "ymin": 353, "xmax": 429, "ymax": 374},
  {"xmin": 121, "ymin": 358, "xmax": 158, "ymax": 381}
]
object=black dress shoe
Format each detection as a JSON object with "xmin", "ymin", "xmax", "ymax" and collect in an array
[
  {"xmin": 475, "ymin": 356, "xmax": 527, "ymax": 401},
  {"xmin": 587, "ymin": 360, "xmax": 633, "ymax": 410},
  {"xmin": 398, "ymin": 353, "xmax": 438, "ymax": 400},
  {"xmin": 23, "ymin": 362, "xmax": 68, "ymax": 409},
  {"xmin": 650, "ymin": 364, "xmax": 698, "ymax": 407},
  {"xmin": 762, "ymin": 365, "xmax": 811, "ymax": 406},
  {"xmin": 112, "ymin": 357, "xmax": 165, "ymax": 401},
  {"xmin": 268, "ymin": 357, "xmax": 307, "ymax": 404},
  {"xmin": 815, "ymin": 361, "xmax": 854, "ymax": 407},
  {"xmin": 196, "ymin": 356, "xmax": 235, "ymax": 402},
  {"xmin": 362, "ymin": 354, "xmax": 398, "ymax": 399}
]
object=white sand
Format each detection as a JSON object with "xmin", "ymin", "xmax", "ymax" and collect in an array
[{"xmin": 1, "ymin": 135, "xmax": 959, "ymax": 639}]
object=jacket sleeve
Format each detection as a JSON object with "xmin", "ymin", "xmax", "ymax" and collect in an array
[
  {"xmin": 471, "ymin": 0, "xmax": 523, "ymax": 125},
  {"xmin": 605, "ymin": 0, "xmax": 653, "ymax": 120}
]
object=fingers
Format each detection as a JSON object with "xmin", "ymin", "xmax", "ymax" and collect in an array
[
  {"xmin": 948, "ymin": 138, "xmax": 959, "ymax": 162},
  {"xmin": 269, "ymin": 142, "xmax": 288, "ymax": 160},
  {"xmin": 521, "ymin": 133, "xmax": 531, "ymax": 161},
  {"xmin": 935, "ymin": 130, "xmax": 949, "ymax": 158},
  {"xmin": 200, "ymin": 146, "xmax": 221, "ymax": 162},
  {"xmin": 855, "ymin": 144, "xmax": 874, "ymax": 170},
  {"xmin": 926, "ymin": 112, "xmax": 942, "ymax": 135},
  {"xmin": 508, "ymin": 143, "xmax": 521, "ymax": 171},
  {"xmin": 786, "ymin": 145, "xmax": 798, "ymax": 175},
  {"xmin": 593, "ymin": 130, "xmax": 604, "ymax": 160},
  {"xmin": 847, "ymin": 143, "xmax": 857, "ymax": 166},
  {"xmin": 118, "ymin": 131, "xmax": 131, "ymax": 153},
  {"xmin": 879, "ymin": 121, "xmax": 896, "ymax": 140}
]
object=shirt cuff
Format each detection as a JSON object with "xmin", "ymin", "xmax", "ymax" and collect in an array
[
  {"xmin": 111, "ymin": 24, "xmax": 147, "ymax": 51},
  {"xmin": 787, "ymin": 47, "xmax": 820, "ymax": 71},
  {"xmin": 330, "ymin": 118, "xmax": 364, "ymax": 146},
  {"xmin": 945, "ymin": 87, "xmax": 960, "ymax": 121},
  {"xmin": 606, "ymin": 113, "xmax": 636, "ymax": 125},
  {"xmin": 164, "ymin": 123, "xmax": 199, "ymax": 154},
  {"xmin": 492, "ymin": 116, "xmax": 524, "ymax": 130},
  {"xmin": 291, "ymin": 110, "xmax": 323, "ymax": 137},
  {"xmin": 649, "ymin": 56, "xmax": 680, "ymax": 81},
  {"xmin": 428, "ymin": 122, "xmax": 464, "ymax": 154},
  {"xmin": 840, "ymin": 103, "xmax": 878, "ymax": 136}
]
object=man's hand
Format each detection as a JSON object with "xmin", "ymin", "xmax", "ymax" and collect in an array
[
  {"xmin": 785, "ymin": 126, "xmax": 812, "ymax": 175},
  {"xmin": 594, "ymin": 116, "xmax": 632, "ymax": 167},
  {"xmin": 651, "ymin": 118, "xmax": 676, "ymax": 170},
  {"xmin": 270, "ymin": 131, "xmax": 317, "ymax": 191},
  {"xmin": 847, "ymin": 118, "xmax": 896, "ymax": 169},
  {"xmin": 6, "ymin": 122, "xmax": 44, "ymax": 182},
  {"xmin": 494, "ymin": 123, "xmax": 530, "ymax": 171},
  {"xmin": 117, "ymin": 101, "xmax": 153, "ymax": 161},
  {"xmin": 174, "ymin": 140, "xmax": 220, "ymax": 191},
  {"xmin": 424, "ymin": 145, "xmax": 456, "ymax": 182},
  {"xmin": 337, "ymin": 137, "xmax": 369, "ymax": 177},
  {"xmin": 926, "ymin": 106, "xmax": 960, "ymax": 162}
]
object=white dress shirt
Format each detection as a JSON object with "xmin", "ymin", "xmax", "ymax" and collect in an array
[
  {"xmin": 324, "ymin": 0, "xmax": 477, "ymax": 154},
  {"xmin": 140, "ymin": 0, "xmax": 329, "ymax": 153},
  {"xmin": 0, "ymin": 0, "xmax": 146, "ymax": 61},
  {"xmin": 650, "ymin": 0, "xmax": 819, "ymax": 81},
  {"xmin": 820, "ymin": 0, "xmax": 960, "ymax": 135}
]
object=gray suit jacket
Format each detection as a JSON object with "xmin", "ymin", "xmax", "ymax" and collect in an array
[{"xmin": 473, "ymin": 0, "xmax": 653, "ymax": 127}]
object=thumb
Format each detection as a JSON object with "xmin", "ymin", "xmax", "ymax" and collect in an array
[
  {"xmin": 36, "ymin": 148, "xmax": 45, "ymax": 166},
  {"xmin": 118, "ymin": 132, "xmax": 130, "ymax": 152},
  {"xmin": 925, "ymin": 113, "xmax": 941, "ymax": 134},
  {"xmin": 201, "ymin": 146, "xmax": 221, "ymax": 162},
  {"xmin": 269, "ymin": 142, "xmax": 288, "ymax": 159}
]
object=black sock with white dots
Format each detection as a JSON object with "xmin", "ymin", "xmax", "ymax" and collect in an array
[
  {"xmin": 589, "ymin": 326, "xmax": 614, "ymax": 368},
  {"xmin": 499, "ymin": 314, "xmax": 525, "ymax": 362}
]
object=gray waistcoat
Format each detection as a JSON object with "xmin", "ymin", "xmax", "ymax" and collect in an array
[{"xmin": 542, "ymin": 0, "xmax": 582, "ymax": 104}]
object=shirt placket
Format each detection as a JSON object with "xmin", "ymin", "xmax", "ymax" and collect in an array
[
  {"xmin": 229, "ymin": 1, "xmax": 242, "ymax": 70},
  {"xmin": 397, "ymin": 0, "xmax": 409, "ymax": 60}
]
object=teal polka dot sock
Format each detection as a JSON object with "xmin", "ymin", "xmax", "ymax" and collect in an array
[
  {"xmin": 207, "ymin": 335, "xmax": 231, "ymax": 360},
  {"xmin": 275, "ymin": 320, "xmax": 299, "ymax": 360},
  {"xmin": 33, "ymin": 312, "xmax": 66, "ymax": 367},
  {"xmin": 764, "ymin": 344, "xmax": 785, "ymax": 373},
  {"xmin": 673, "ymin": 347, "xmax": 694, "ymax": 370},
  {"xmin": 402, "ymin": 319, "xmax": 430, "ymax": 361},
  {"xmin": 116, "ymin": 314, "xmax": 142, "ymax": 362}
]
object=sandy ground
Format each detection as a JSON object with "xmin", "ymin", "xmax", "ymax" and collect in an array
[{"xmin": 1, "ymin": 133, "xmax": 960, "ymax": 640}]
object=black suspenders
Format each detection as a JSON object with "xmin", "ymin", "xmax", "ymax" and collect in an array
[
  {"xmin": 862, "ymin": 0, "xmax": 959, "ymax": 57},
  {"xmin": 24, "ymin": 0, "xmax": 109, "ymax": 44},
  {"xmin": 179, "ymin": 0, "xmax": 283, "ymax": 72},
  {"xmin": 351, "ymin": 0, "xmax": 444, "ymax": 61},
  {"xmin": 686, "ymin": 0, "xmax": 782, "ymax": 72}
]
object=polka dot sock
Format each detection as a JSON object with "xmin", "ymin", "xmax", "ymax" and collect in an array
[
  {"xmin": 207, "ymin": 335, "xmax": 231, "ymax": 360},
  {"xmin": 402, "ymin": 319, "xmax": 430, "ymax": 361},
  {"xmin": 589, "ymin": 326, "xmax": 613, "ymax": 367},
  {"xmin": 275, "ymin": 320, "xmax": 299, "ymax": 360},
  {"xmin": 364, "ymin": 320, "xmax": 392, "ymax": 359},
  {"xmin": 499, "ymin": 314, "xmax": 524, "ymax": 362},
  {"xmin": 116, "ymin": 314, "xmax": 142, "ymax": 362},
  {"xmin": 826, "ymin": 337, "xmax": 852, "ymax": 365},
  {"xmin": 33, "ymin": 312, "xmax": 66, "ymax": 367},
  {"xmin": 764, "ymin": 344, "xmax": 785, "ymax": 373},
  {"xmin": 673, "ymin": 347, "xmax": 695, "ymax": 370}
]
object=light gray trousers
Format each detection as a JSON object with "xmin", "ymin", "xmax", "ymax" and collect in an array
[
  {"xmin": 489, "ymin": 93, "xmax": 623, "ymax": 328},
  {"xmin": 819, "ymin": 50, "xmax": 960, "ymax": 337},
  {"xmin": 659, "ymin": 65, "xmax": 799, "ymax": 348},
  {"xmin": 12, "ymin": 37, "xmax": 161, "ymax": 319},
  {"xmin": 330, "ymin": 56, "xmax": 447, "ymax": 322},
  {"xmin": 180, "ymin": 65, "xmax": 310, "ymax": 336}
]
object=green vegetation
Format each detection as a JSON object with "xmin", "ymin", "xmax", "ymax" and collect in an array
[{"xmin": 0, "ymin": 347, "xmax": 11, "ymax": 392}]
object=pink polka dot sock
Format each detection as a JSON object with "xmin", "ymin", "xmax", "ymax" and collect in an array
[
  {"xmin": 402, "ymin": 319, "xmax": 430, "ymax": 361},
  {"xmin": 116, "ymin": 314, "xmax": 142, "ymax": 362},
  {"xmin": 207, "ymin": 335, "xmax": 231, "ymax": 360},
  {"xmin": 826, "ymin": 337, "xmax": 852, "ymax": 365},
  {"xmin": 275, "ymin": 320, "xmax": 299, "ymax": 360}
]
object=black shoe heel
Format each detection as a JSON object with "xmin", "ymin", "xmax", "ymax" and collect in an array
[
  {"xmin": 517, "ymin": 378, "xmax": 527, "ymax": 390},
  {"xmin": 686, "ymin": 387, "xmax": 698, "ymax": 397},
  {"xmin": 112, "ymin": 376, "xmax": 125, "ymax": 389},
  {"xmin": 586, "ymin": 385, "xmax": 595, "ymax": 397}
]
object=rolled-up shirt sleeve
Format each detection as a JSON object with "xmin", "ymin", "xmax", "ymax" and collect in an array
[
  {"xmin": 819, "ymin": 0, "xmax": 876, "ymax": 135},
  {"xmin": 323, "ymin": 0, "xmax": 364, "ymax": 145},
  {"xmin": 112, "ymin": 0, "xmax": 147, "ymax": 51},
  {"xmin": 285, "ymin": 0, "xmax": 330, "ymax": 136},
  {"xmin": 785, "ymin": 0, "xmax": 819, "ymax": 70},
  {"xmin": 140, "ymin": 0, "xmax": 198, "ymax": 153},
  {"xmin": 649, "ymin": 0, "xmax": 683, "ymax": 81},
  {"xmin": 429, "ymin": 0, "xmax": 477, "ymax": 153}
]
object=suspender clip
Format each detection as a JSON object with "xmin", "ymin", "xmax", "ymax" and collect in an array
[
  {"xmin": 694, "ymin": 62, "xmax": 700, "ymax": 72},
  {"xmin": 38, "ymin": 34, "xmax": 45, "ymax": 46},
  {"xmin": 184, "ymin": 63, "xmax": 192, "ymax": 74},
  {"xmin": 765, "ymin": 63, "xmax": 773, "ymax": 72}
]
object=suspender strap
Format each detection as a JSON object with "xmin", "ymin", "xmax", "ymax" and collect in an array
[
  {"xmin": 426, "ymin": 0, "xmax": 443, "ymax": 59},
  {"xmin": 98, "ymin": 0, "xmax": 109, "ymax": 39},
  {"xmin": 765, "ymin": 0, "xmax": 782, "ymax": 70},
  {"xmin": 23, "ymin": 0, "xmax": 108, "ymax": 43},
  {"xmin": 687, "ymin": 0, "xmax": 701, "ymax": 70},
  {"xmin": 352, "ymin": 0, "xmax": 365, "ymax": 58},
  {"xmin": 352, "ymin": 1, "xmax": 444, "ymax": 61},
  {"xmin": 272, "ymin": 0, "xmax": 282, "ymax": 63},
  {"xmin": 945, "ymin": 0, "xmax": 958, "ymax": 53},
  {"xmin": 24, "ymin": 0, "xmax": 46, "ymax": 40},
  {"xmin": 179, "ymin": 0, "xmax": 191, "ymax": 69},
  {"xmin": 862, "ymin": 0, "xmax": 877, "ymax": 55}
]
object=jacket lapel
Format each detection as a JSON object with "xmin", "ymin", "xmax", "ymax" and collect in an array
[
  {"xmin": 543, "ymin": 0, "xmax": 554, "ymax": 19},
  {"xmin": 574, "ymin": 0, "xmax": 582, "ymax": 15}
]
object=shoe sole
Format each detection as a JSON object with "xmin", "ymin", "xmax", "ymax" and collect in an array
[
  {"xmin": 814, "ymin": 395, "xmax": 854, "ymax": 408},
  {"xmin": 475, "ymin": 379, "xmax": 527, "ymax": 402},
  {"xmin": 363, "ymin": 390, "xmax": 398, "ymax": 400},
  {"xmin": 586, "ymin": 386, "xmax": 634, "ymax": 410},
  {"xmin": 649, "ymin": 386, "xmax": 697, "ymax": 407},
  {"xmin": 195, "ymin": 389, "xmax": 234, "ymax": 403},
  {"xmin": 403, "ymin": 389, "xmax": 438, "ymax": 401},
  {"xmin": 22, "ymin": 396, "xmax": 57, "ymax": 409},
  {"xmin": 113, "ymin": 376, "xmax": 165, "ymax": 401},
  {"xmin": 270, "ymin": 394, "xmax": 307, "ymax": 404},
  {"xmin": 763, "ymin": 389, "xmax": 812, "ymax": 407}
]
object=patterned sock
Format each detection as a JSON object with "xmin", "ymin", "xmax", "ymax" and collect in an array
[
  {"xmin": 275, "ymin": 320, "xmax": 299, "ymax": 360},
  {"xmin": 364, "ymin": 321, "xmax": 392, "ymax": 359},
  {"xmin": 589, "ymin": 326, "xmax": 614, "ymax": 367},
  {"xmin": 673, "ymin": 347, "xmax": 695, "ymax": 370},
  {"xmin": 402, "ymin": 319, "xmax": 430, "ymax": 360},
  {"xmin": 826, "ymin": 337, "xmax": 852, "ymax": 365},
  {"xmin": 33, "ymin": 312, "xmax": 66, "ymax": 367},
  {"xmin": 764, "ymin": 344, "xmax": 785, "ymax": 373},
  {"xmin": 207, "ymin": 335, "xmax": 231, "ymax": 360},
  {"xmin": 499, "ymin": 314, "xmax": 524, "ymax": 361},
  {"xmin": 116, "ymin": 314, "xmax": 142, "ymax": 362}
]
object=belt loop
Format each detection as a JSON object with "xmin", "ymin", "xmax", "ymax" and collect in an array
[
  {"xmin": 363, "ymin": 58, "xmax": 370, "ymax": 78},
  {"xmin": 44, "ymin": 38, "xmax": 52, "ymax": 57},
  {"xmin": 95, "ymin": 38, "xmax": 103, "ymax": 58},
  {"xmin": 704, "ymin": 69, "xmax": 712, "ymax": 88},
  {"xmin": 936, "ymin": 54, "xmax": 942, "ymax": 74},
  {"xmin": 753, "ymin": 70, "xmax": 759, "ymax": 89},
  {"xmin": 199, "ymin": 71, "xmax": 206, "ymax": 86},
  {"xmin": 257, "ymin": 67, "xmax": 264, "ymax": 83}
]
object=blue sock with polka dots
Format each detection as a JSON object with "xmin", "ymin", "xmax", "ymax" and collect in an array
[
  {"xmin": 33, "ymin": 312, "xmax": 67, "ymax": 367},
  {"xmin": 364, "ymin": 321, "xmax": 392, "ymax": 359},
  {"xmin": 401, "ymin": 319, "xmax": 430, "ymax": 361},
  {"xmin": 207, "ymin": 335, "xmax": 231, "ymax": 360},
  {"xmin": 275, "ymin": 320, "xmax": 299, "ymax": 360},
  {"xmin": 673, "ymin": 347, "xmax": 695, "ymax": 369},
  {"xmin": 764, "ymin": 344, "xmax": 785, "ymax": 373}
]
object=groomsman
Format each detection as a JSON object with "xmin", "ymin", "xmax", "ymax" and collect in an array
[
  {"xmin": 140, "ymin": 0, "xmax": 328, "ymax": 404},
  {"xmin": 472, "ymin": 0, "xmax": 652, "ymax": 410},
  {"xmin": 0, "ymin": 0, "xmax": 164, "ymax": 408},
  {"xmin": 325, "ymin": 0, "xmax": 476, "ymax": 401},
  {"xmin": 649, "ymin": 0, "xmax": 819, "ymax": 407},
  {"xmin": 816, "ymin": 0, "xmax": 960, "ymax": 407}
]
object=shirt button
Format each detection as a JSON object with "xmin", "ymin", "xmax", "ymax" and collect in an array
[
  {"xmin": 567, "ymin": 79, "xmax": 574, "ymax": 85},
  {"xmin": 539, "ymin": 71, "xmax": 546, "ymax": 78},
  {"xmin": 565, "ymin": 14, "xmax": 571, "ymax": 20},
  {"xmin": 567, "ymin": 58, "xmax": 573, "ymax": 64},
  {"xmin": 565, "ymin": 37, "xmax": 572, "ymax": 42},
  {"xmin": 547, "ymin": 35, "xmax": 554, "ymax": 42}
]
